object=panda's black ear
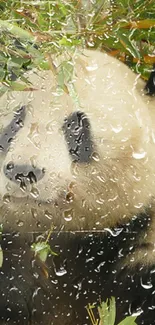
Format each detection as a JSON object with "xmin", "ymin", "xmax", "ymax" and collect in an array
[{"xmin": 145, "ymin": 65, "xmax": 155, "ymax": 96}]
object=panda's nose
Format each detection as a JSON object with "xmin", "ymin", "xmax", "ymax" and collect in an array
[{"xmin": 3, "ymin": 162, "xmax": 45, "ymax": 186}]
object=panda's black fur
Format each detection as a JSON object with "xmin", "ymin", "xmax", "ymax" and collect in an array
[
  {"xmin": 1, "ymin": 212, "xmax": 155, "ymax": 324},
  {"xmin": 1, "ymin": 49, "xmax": 155, "ymax": 324}
]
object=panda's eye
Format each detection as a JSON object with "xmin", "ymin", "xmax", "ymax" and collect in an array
[
  {"xmin": 63, "ymin": 111, "xmax": 93, "ymax": 163},
  {"xmin": 0, "ymin": 105, "xmax": 26, "ymax": 153}
]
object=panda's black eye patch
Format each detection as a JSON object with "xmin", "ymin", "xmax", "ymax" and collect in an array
[
  {"xmin": 0, "ymin": 105, "xmax": 26, "ymax": 153},
  {"xmin": 63, "ymin": 111, "xmax": 93, "ymax": 163}
]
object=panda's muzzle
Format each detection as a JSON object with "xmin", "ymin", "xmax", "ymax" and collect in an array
[{"xmin": 3, "ymin": 162, "xmax": 45, "ymax": 188}]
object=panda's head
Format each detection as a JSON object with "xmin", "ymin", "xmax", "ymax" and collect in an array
[{"xmin": 0, "ymin": 49, "xmax": 155, "ymax": 232}]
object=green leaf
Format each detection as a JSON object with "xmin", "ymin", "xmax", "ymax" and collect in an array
[
  {"xmin": 31, "ymin": 241, "xmax": 57, "ymax": 263},
  {"xmin": 8, "ymin": 81, "xmax": 33, "ymax": 91},
  {"xmin": 59, "ymin": 37, "xmax": 81, "ymax": 47},
  {"xmin": 58, "ymin": 60, "xmax": 74, "ymax": 87},
  {"xmin": 116, "ymin": 30, "xmax": 141, "ymax": 59},
  {"xmin": 0, "ymin": 85, "xmax": 8, "ymax": 98},
  {"xmin": 7, "ymin": 56, "xmax": 30, "ymax": 69},
  {"xmin": 98, "ymin": 297, "xmax": 116, "ymax": 325},
  {"xmin": 118, "ymin": 315, "xmax": 137, "ymax": 325},
  {"xmin": 0, "ymin": 19, "xmax": 35, "ymax": 42},
  {"xmin": 107, "ymin": 297, "xmax": 116, "ymax": 325},
  {"xmin": 57, "ymin": 59, "xmax": 80, "ymax": 107},
  {"xmin": 0, "ymin": 67, "xmax": 5, "ymax": 81}
]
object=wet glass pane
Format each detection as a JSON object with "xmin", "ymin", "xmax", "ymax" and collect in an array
[{"xmin": 0, "ymin": 1, "xmax": 155, "ymax": 324}]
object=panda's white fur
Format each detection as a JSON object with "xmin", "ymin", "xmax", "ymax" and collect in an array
[
  {"xmin": 0, "ymin": 49, "xmax": 155, "ymax": 234},
  {"xmin": 1, "ymin": 49, "xmax": 155, "ymax": 325}
]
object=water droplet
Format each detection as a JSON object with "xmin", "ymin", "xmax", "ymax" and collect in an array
[
  {"xmin": 132, "ymin": 308, "xmax": 143, "ymax": 317},
  {"xmin": 97, "ymin": 175, "xmax": 105, "ymax": 183},
  {"xmin": 44, "ymin": 210, "xmax": 53, "ymax": 220},
  {"xmin": 95, "ymin": 261, "xmax": 105, "ymax": 272},
  {"xmin": 71, "ymin": 161, "xmax": 79, "ymax": 176},
  {"xmin": 140, "ymin": 277, "xmax": 153, "ymax": 289},
  {"xmin": 30, "ymin": 187, "xmax": 39, "ymax": 198},
  {"xmin": 3, "ymin": 194, "xmax": 11, "ymax": 204},
  {"xmin": 129, "ymin": 304, "xmax": 143, "ymax": 317},
  {"xmin": 10, "ymin": 286, "xmax": 18, "ymax": 292},
  {"xmin": 111, "ymin": 125, "xmax": 123, "ymax": 133},
  {"xmin": 134, "ymin": 202, "xmax": 143, "ymax": 209},
  {"xmin": 17, "ymin": 220, "xmax": 24, "ymax": 227},
  {"xmin": 96, "ymin": 198, "xmax": 105, "ymax": 205},
  {"xmin": 54, "ymin": 267, "xmax": 67, "ymax": 277},
  {"xmin": 65, "ymin": 191, "xmax": 74, "ymax": 203},
  {"xmin": 118, "ymin": 249, "xmax": 124, "ymax": 258},
  {"xmin": 104, "ymin": 227, "xmax": 123, "ymax": 237},
  {"xmin": 6, "ymin": 162, "xmax": 14, "ymax": 171},
  {"xmin": 31, "ymin": 208, "xmax": 38, "ymax": 219},
  {"xmin": 63, "ymin": 209, "xmax": 74, "ymax": 222},
  {"xmin": 132, "ymin": 150, "xmax": 146, "ymax": 159},
  {"xmin": 108, "ymin": 195, "xmax": 118, "ymax": 202},
  {"xmin": 86, "ymin": 257, "xmax": 95, "ymax": 263},
  {"xmin": 86, "ymin": 63, "xmax": 98, "ymax": 71},
  {"xmin": 133, "ymin": 175, "xmax": 141, "ymax": 181},
  {"xmin": 32, "ymin": 287, "xmax": 41, "ymax": 298},
  {"xmin": 20, "ymin": 180, "xmax": 26, "ymax": 192},
  {"xmin": 46, "ymin": 121, "xmax": 56, "ymax": 134},
  {"xmin": 30, "ymin": 156, "xmax": 37, "ymax": 168},
  {"xmin": 27, "ymin": 123, "xmax": 41, "ymax": 149},
  {"xmin": 92, "ymin": 152, "xmax": 100, "ymax": 162},
  {"xmin": 108, "ymin": 106, "xmax": 114, "ymax": 111}
]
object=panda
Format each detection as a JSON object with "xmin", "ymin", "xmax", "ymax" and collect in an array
[{"xmin": 0, "ymin": 49, "xmax": 155, "ymax": 325}]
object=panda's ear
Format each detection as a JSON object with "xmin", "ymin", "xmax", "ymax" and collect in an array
[{"xmin": 145, "ymin": 66, "xmax": 155, "ymax": 96}]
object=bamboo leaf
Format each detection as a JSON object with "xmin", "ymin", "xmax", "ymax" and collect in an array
[
  {"xmin": 0, "ymin": 19, "xmax": 35, "ymax": 41},
  {"xmin": 117, "ymin": 30, "xmax": 141, "ymax": 59},
  {"xmin": 118, "ymin": 315, "xmax": 137, "ymax": 325}
]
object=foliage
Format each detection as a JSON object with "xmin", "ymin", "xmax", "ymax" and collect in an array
[
  {"xmin": 31, "ymin": 226, "xmax": 58, "ymax": 263},
  {"xmin": 87, "ymin": 297, "xmax": 137, "ymax": 325},
  {"xmin": 0, "ymin": 0, "xmax": 155, "ymax": 96}
]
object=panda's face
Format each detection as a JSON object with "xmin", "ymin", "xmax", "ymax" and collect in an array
[{"xmin": 0, "ymin": 49, "xmax": 155, "ymax": 232}]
